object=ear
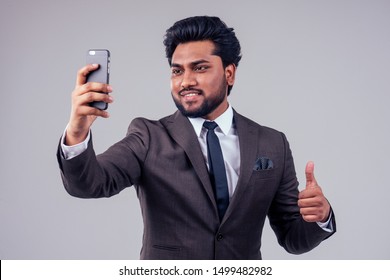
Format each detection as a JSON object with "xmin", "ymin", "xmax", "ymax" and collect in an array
[{"xmin": 225, "ymin": 64, "xmax": 236, "ymax": 86}]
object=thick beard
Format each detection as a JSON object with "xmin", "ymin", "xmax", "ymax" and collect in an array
[{"xmin": 172, "ymin": 79, "xmax": 227, "ymax": 119}]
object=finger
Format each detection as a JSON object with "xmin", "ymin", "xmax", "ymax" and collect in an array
[
  {"xmin": 76, "ymin": 64, "xmax": 100, "ymax": 86},
  {"xmin": 75, "ymin": 82, "xmax": 112, "ymax": 96},
  {"xmin": 298, "ymin": 186, "xmax": 322, "ymax": 200},
  {"xmin": 74, "ymin": 105, "xmax": 110, "ymax": 118},
  {"xmin": 74, "ymin": 91, "xmax": 114, "ymax": 107},
  {"xmin": 300, "ymin": 206, "xmax": 328, "ymax": 223},
  {"xmin": 301, "ymin": 214, "xmax": 321, "ymax": 223},
  {"xmin": 298, "ymin": 196, "xmax": 322, "ymax": 208},
  {"xmin": 305, "ymin": 161, "xmax": 318, "ymax": 188}
]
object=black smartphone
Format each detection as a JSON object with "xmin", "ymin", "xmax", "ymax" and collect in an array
[{"xmin": 86, "ymin": 49, "xmax": 110, "ymax": 110}]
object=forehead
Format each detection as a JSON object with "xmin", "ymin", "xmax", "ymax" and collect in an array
[{"xmin": 171, "ymin": 40, "xmax": 219, "ymax": 65}]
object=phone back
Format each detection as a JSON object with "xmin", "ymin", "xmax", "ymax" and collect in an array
[{"xmin": 86, "ymin": 49, "xmax": 110, "ymax": 110}]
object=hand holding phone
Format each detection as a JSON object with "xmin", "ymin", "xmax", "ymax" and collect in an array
[
  {"xmin": 65, "ymin": 50, "xmax": 112, "ymax": 146},
  {"xmin": 86, "ymin": 49, "xmax": 110, "ymax": 110}
]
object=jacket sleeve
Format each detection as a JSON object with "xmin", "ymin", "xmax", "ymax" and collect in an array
[
  {"xmin": 56, "ymin": 118, "xmax": 150, "ymax": 198},
  {"xmin": 267, "ymin": 132, "xmax": 336, "ymax": 254}
]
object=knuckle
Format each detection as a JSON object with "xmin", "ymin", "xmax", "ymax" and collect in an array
[
  {"xmin": 72, "ymin": 85, "xmax": 82, "ymax": 96},
  {"xmin": 87, "ymin": 108, "xmax": 97, "ymax": 116},
  {"xmin": 77, "ymin": 68, "xmax": 85, "ymax": 76},
  {"xmin": 83, "ymin": 82, "xmax": 92, "ymax": 91},
  {"xmin": 72, "ymin": 97, "xmax": 81, "ymax": 107},
  {"xmin": 86, "ymin": 92, "xmax": 94, "ymax": 101},
  {"xmin": 74, "ymin": 107, "xmax": 83, "ymax": 116}
]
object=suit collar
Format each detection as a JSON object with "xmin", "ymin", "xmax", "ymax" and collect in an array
[{"xmin": 188, "ymin": 105, "xmax": 234, "ymax": 136}]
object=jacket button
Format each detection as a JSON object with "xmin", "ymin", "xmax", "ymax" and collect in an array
[{"xmin": 217, "ymin": 233, "xmax": 223, "ymax": 241}]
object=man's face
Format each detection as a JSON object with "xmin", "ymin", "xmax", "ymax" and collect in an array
[{"xmin": 170, "ymin": 40, "xmax": 235, "ymax": 120}]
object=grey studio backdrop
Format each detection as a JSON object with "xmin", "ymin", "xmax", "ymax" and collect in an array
[{"xmin": 0, "ymin": 0, "xmax": 389, "ymax": 260}]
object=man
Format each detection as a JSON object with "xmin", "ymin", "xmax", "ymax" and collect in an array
[{"xmin": 57, "ymin": 16, "xmax": 335, "ymax": 259}]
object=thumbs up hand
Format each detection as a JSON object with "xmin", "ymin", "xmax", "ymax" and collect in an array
[{"xmin": 298, "ymin": 161, "xmax": 331, "ymax": 223}]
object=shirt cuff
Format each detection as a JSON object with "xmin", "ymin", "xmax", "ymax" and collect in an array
[
  {"xmin": 316, "ymin": 211, "xmax": 334, "ymax": 233},
  {"xmin": 60, "ymin": 126, "xmax": 91, "ymax": 160}
]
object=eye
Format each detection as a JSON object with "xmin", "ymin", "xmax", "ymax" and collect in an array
[
  {"xmin": 194, "ymin": 65, "xmax": 209, "ymax": 72},
  {"xmin": 171, "ymin": 68, "xmax": 183, "ymax": 76}
]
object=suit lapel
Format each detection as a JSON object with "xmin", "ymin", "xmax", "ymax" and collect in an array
[
  {"xmin": 161, "ymin": 110, "xmax": 260, "ymax": 225},
  {"xmin": 162, "ymin": 111, "xmax": 218, "ymax": 212},
  {"xmin": 222, "ymin": 110, "xmax": 259, "ymax": 223}
]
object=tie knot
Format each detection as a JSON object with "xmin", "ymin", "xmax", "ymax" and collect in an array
[{"xmin": 203, "ymin": 121, "xmax": 218, "ymax": 131}]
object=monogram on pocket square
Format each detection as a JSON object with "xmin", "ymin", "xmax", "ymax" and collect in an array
[{"xmin": 253, "ymin": 157, "xmax": 274, "ymax": 171}]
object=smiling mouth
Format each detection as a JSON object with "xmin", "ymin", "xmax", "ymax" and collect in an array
[
  {"xmin": 181, "ymin": 92, "xmax": 199, "ymax": 97},
  {"xmin": 179, "ymin": 89, "xmax": 202, "ymax": 98}
]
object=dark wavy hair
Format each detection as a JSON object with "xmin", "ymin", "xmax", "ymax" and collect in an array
[{"xmin": 163, "ymin": 16, "xmax": 242, "ymax": 95}]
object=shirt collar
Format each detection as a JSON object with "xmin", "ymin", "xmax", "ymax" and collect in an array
[{"xmin": 188, "ymin": 104, "xmax": 234, "ymax": 137}]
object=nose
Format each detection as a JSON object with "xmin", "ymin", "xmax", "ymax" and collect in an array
[{"xmin": 181, "ymin": 71, "xmax": 197, "ymax": 89}]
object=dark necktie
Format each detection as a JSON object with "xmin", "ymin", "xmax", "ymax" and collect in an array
[{"xmin": 203, "ymin": 121, "xmax": 229, "ymax": 220}]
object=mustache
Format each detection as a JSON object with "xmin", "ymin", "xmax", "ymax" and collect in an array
[{"xmin": 178, "ymin": 88, "xmax": 203, "ymax": 95}]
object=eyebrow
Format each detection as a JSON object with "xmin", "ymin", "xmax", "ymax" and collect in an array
[{"xmin": 171, "ymin": 59, "xmax": 210, "ymax": 68}]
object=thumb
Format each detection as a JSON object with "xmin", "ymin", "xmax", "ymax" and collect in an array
[{"xmin": 305, "ymin": 161, "xmax": 318, "ymax": 188}]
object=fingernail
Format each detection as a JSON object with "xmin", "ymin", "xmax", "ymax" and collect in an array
[{"xmin": 107, "ymin": 85, "xmax": 113, "ymax": 92}]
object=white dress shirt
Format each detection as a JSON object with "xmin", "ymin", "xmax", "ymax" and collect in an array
[{"xmin": 187, "ymin": 105, "xmax": 240, "ymax": 198}]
